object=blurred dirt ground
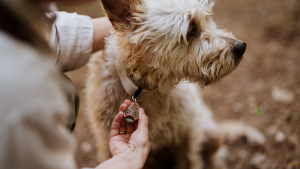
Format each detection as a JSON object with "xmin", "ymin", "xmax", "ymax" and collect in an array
[{"xmin": 61, "ymin": 0, "xmax": 300, "ymax": 168}]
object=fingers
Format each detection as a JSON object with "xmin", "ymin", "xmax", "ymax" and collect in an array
[
  {"xmin": 111, "ymin": 100, "xmax": 132, "ymax": 137},
  {"xmin": 137, "ymin": 108, "xmax": 149, "ymax": 131},
  {"xmin": 110, "ymin": 111, "xmax": 124, "ymax": 138},
  {"xmin": 119, "ymin": 99, "xmax": 131, "ymax": 112},
  {"xmin": 128, "ymin": 107, "xmax": 150, "ymax": 158},
  {"xmin": 111, "ymin": 100, "xmax": 146, "ymax": 139},
  {"xmin": 120, "ymin": 118, "xmax": 126, "ymax": 133},
  {"xmin": 119, "ymin": 103, "xmax": 127, "ymax": 112},
  {"xmin": 135, "ymin": 121, "xmax": 138, "ymax": 130},
  {"xmin": 124, "ymin": 99, "xmax": 131, "ymax": 106}
]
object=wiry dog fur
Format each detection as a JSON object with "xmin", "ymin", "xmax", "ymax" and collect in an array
[{"xmin": 85, "ymin": 0, "xmax": 264, "ymax": 168}]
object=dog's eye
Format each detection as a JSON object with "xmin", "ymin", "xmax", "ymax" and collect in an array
[{"xmin": 187, "ymin": 21, "xmax": 198, "ymax": 39}]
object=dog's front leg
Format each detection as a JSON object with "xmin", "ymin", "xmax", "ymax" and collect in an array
[
  {"xmin": 197, "ymin": 108, "xmax": 224, "ymax": 169},
  {"xmin": 85, "ymin": 51, "xmax": 119, "ymax": 163},
  {"xmin": 93, "ymin": 125, "xmax": 111, "ymax": 162},
  {"xmin": 186, "ymin": 130, "xmax": 205, "ymax": 169}
]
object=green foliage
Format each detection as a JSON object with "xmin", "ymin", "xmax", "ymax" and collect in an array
[
  {"xmin": 291, "ymin": 112, "xmax": 299, "ymax": 121},
  {"xmin": 255, "ymin": 106, "xmax": 264, "ymax": 117}
]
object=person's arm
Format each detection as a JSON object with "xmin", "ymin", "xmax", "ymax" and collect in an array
[
  {"xmin": 50, "ymin": 12, "xmax": 111, "ymax": 72},
  {"xmin": 92, "ymin": 17, "xmax": 111, "ymax": 53},
  {"xmin": 95, "ymin": 100, "xmax": 151, "ymax": 169},
  {"xmin": 81, "ymin": 100, "xmax": 150, "ymax": 169}
]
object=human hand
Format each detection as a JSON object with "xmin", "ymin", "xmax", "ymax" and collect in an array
[{"xmin": 109, "ymin": 100, "xmax": 151, "ymax": 168}]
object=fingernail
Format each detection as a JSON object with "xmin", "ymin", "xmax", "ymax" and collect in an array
[{"xmin": 139, "ymin": 108, "xmax": 145, "ymax": 114}]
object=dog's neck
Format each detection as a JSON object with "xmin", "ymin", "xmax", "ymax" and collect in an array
[
  {"xmin": 117, "ymin": 51, "xmax": 160, "ymax": 90},
  {"xmin": 113, "ymin": 32, "xmax": 178, "ymax": 91},
  {"xmin": 128, "ymin": 73, "xmax": 156, "ymax": 90},
  {"xmin": 123, "ymin": 65, "xmax": 179, "ymax": 94},
  {"xmin": 117, "ymin": 64, "xmax": 156, "ymax": 98},
  {"xmin": 124, "ymin": 63, "xmax": 169, "ymax": 91}
]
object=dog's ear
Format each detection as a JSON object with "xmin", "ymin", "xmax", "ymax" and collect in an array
[{"xmin": 100, "ymin": 0, "xmax": 139, "ymax": 31}]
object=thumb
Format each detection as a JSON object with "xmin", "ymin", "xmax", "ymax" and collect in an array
[{"xmin": 137, "ymin": 108, "xmax": 149, "ymax": 131}]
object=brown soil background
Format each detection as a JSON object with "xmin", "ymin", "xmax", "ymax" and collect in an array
[{"xmin": 59, "ymin": 0, "xmax": 300, "ymax": 168}]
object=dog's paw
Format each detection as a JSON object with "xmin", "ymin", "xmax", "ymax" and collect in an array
[{"xmin": 219, "ymin": 121, "xmax": 266, "ymax": 147}]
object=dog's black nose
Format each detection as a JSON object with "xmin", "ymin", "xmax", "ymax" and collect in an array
[{"xmin": 233, "ymin": 41, "xmax": 247, "ymax": 58}]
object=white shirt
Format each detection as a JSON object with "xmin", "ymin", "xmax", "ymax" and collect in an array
[
  {"xmin": 51, "ymin": 11, "xmax": 94, "ymax": 72},
  {"xmin": 0, "ymin": 12, "xmax": 94, "ymax": 169}
]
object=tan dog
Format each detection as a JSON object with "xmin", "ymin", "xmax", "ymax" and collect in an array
[{"xmin": 86, "ymin": 0, "xmax": 264, "ymax": 168}]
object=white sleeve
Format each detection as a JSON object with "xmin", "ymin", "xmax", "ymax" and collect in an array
[
  {"xmin": 50, "ymin": 11, "xmax": 94, "ymax": 72},
  {"xmin": 0, "ymin": 32, "xmax": 77, "ymax": 169}
]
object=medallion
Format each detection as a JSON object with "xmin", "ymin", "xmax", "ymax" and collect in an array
[{"xmin": 124, "ymin": 102, "xmax": 139, "ymax": 123}]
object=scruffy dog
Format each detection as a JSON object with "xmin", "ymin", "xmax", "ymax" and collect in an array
[{"xmin": 86, "ymin": 0, "xmax": 263, "ymax": 168}]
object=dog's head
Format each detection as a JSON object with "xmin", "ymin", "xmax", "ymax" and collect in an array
[{"xmin": 102, "ymin": 0, "xmax": 246, "ymax": 88}]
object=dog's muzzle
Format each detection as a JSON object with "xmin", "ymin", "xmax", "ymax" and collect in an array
[{"xmin": 233, "ymin": 41, "xmax": 247, "ymax": 58}]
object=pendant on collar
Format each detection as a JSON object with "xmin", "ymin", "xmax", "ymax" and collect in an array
[
  {"xmin": 124, "ymin": 101, "xmax": 139, "ymax": 123},
  {"xmin": 117, "ymin": 66, "xmax": 149, "ymax": 123},
  {"xmin": 124, "ymin": 88, "xmax": 142, "ymax": 123}
]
